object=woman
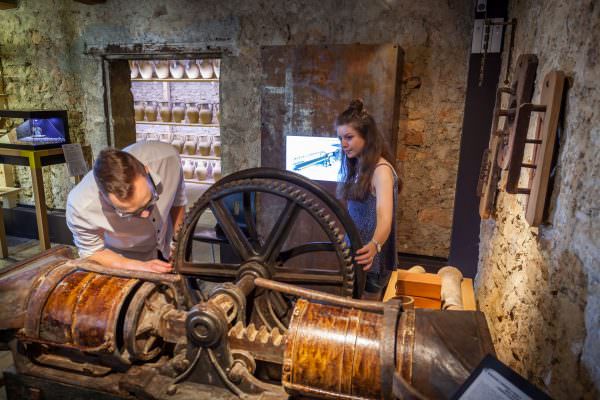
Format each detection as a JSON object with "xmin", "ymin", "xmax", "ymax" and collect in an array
[{"xmin": 336, "ymin": 99, "xmax": 399, "ymax": 300}]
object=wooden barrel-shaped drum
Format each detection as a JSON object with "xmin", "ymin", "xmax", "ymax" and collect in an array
[{"xmin": 283, "ymin": 299, "xmax": 383, "ymax": 400}]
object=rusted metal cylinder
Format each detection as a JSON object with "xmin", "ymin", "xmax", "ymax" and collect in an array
[
  {"xmin": 282, "ymin": 299, "xmax": 383, "ymax": 400},
  {"xmin": 20, "ymin": 266, "xmax": 140, "ymax": 355}
]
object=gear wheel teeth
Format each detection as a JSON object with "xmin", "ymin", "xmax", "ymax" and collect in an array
[{"xmin": 228, "ymin": 322, "xmax": 285, "ymax": 347}]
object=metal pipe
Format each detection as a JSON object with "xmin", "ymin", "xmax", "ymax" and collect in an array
[
  {"xmin": 254, "ymin": 277, "xmax": 385, "ymax": 313},
  {"xmin": 235, "ymin": 274, "xmax": 256, "ymax": 296}
]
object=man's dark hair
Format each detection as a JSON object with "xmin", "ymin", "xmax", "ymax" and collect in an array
[{"xmin": 93, "ymin": 148, "xmax": 146, "ymax": 200}]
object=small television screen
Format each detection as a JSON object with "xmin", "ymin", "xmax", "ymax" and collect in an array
[
  {"xmin": 15, "ymin": 118, "xmax": 66, "ymax": 145},
  {"xmin": 286, "ymin": 135, "xmax": 341, "ymax": 182}
]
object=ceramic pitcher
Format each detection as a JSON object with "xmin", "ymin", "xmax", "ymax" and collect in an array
[
  {"xmin": 159, "ymin": 102, "xmax": 172, "ymax": 122},
  {"xmin": 169, "ymin": 60, "xmax": 185, "ymax": 79},
  {"xmin": 129, "ymin": 60, "xmax": 139, "ymax": 79},
  {"xmin": 144, "ymin": 101, "xmax": 158, "ymax": 122},
  {"xmin": 183, "ymin": 135, "xmax": 198, "ymax": 155},
  {"xmin": 139, "ymin": 60, "xmax": 154, "ymax": 79},
  {"xmin": 212, "ymin": 135, "xmax": 221, "ymax": 157},
  {"xmin": 154, "ymin": 60, "xmax": 170, "ymax": 79},
  {"xmin": 183, "ymin": 160, "xmax": 195, "ymax": 179},
  {"xmin": 171, "ymin": 134, "xmax": 184, "ymax": 153},
  {"xmin": 198, "ymin": 59, "xmax": 214, "ymax": 79},
  {"xmin": 212, "ymin": 59, "xmax": 221, "ymax": 79},
  {"xmin": 134, "ymin": 101, "xmax": 145, "ymax": 121},
  {"xmin": 212, "ymin": 160, "xmax": 222, "ymax": 181},
  {"xmin": 197, "ymin": 135, "xmax": 212, "ymax": 156},
  {"xmin": 172, "ymin": 103, "xmax": 186, "ymax": 123},
  {"xmin": 199, "ymin": 103, "xmax": 213, "ymax": 125},
  {"xmin": 185, "ymin": 60, "xmax": 200, "ymax": 79},
  {"xmin": 186, "ymin": 103, "xmax": 200, "ymax": 124},
  {"xmin": 194, "ymin": 161, "xmax": 209, "ymax": 181}
]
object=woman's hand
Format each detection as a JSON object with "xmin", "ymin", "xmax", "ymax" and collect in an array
[{"xmin": 354, "ymin": 241, "xmax": 378, "ymax": 271}]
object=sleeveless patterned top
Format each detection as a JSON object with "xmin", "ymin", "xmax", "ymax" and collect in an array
[{"xmin": 347, "ymin": 163, "xmax": 398, "ymax": 274}]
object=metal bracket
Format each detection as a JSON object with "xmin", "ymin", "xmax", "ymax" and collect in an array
[{"xmin": 471, "ymin": 18, "xmax": 504, "ymax": 54}]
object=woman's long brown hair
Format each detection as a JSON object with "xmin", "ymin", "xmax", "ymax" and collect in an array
[{"xmin": 336, "ymin": 99, "xmax": 397, "ymax": 200}]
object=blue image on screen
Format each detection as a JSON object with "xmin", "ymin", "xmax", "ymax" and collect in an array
[
  {"xmin": 286, "ymin": 136, "xmax": 341, "ymax": 182},
  {"xmin": 16, "ymin": 118, "xmax": 66, "ymax": 144}
]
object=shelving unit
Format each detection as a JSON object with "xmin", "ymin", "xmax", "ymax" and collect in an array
[
  {"xmin": 132, "ymin": 78, "xmax": 218, "ymax": 83},
  {"xmin": 135, "ymin": 121, "xmax": 219, "ymax": 128},
  {"xmin": 130, "ymin": 59, "xmax": 221, "ymax": 205}
]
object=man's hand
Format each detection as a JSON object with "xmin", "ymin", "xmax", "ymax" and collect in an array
[
  {"xmin": 137, "ymin": 259, "xmax": 172, "ymax": 273},
  {"xmin": 87, "ymin": 249, "xmax": 172, "ymax": 273}
]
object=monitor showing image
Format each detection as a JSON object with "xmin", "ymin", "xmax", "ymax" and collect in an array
[{"xmin": 286, "ymin": 135, "xmax": 341, "ymax": 182}]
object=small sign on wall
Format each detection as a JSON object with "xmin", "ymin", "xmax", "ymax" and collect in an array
[{"xmin": 62, "ymin": 143, "xmax": 89, "ymax": 177}]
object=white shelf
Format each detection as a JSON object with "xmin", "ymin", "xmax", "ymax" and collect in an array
[
  {"xmin": 136, "ymin": 121, "xmax": 219, "ymax": 127},
  {"xmin": 185, "ymin": 178, "xmax": 217, "ymax": 185},
  {"xmin": 180, "ymin": 154, "xmax": 221, "ymax": 160},
  {"xmin": 132, "ymin": 78, "xmax": 219, "ymax": 82}
]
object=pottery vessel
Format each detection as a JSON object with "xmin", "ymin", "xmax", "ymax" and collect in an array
[
  {"xmin": 213, "ymin": 103, "xmax": 220, "ymax": 124},
  {"xmin": 185, "ymin": 60, "xmax": 200, "ymax": 79},
  {"xmin": 129, "ymin": 60, "xmax": 139, "ymax": 79},
  {"xmin": 169, "ymin": 60, "xmax": 185, "ymax": 79},
  {"xmin": 212, "ymin": 59, "xmax": 221, "ymax": 79},
  {"xmin": 194, "ymin": 161, "xmax": 208, "ymax": 181},
  {"xmin": 183, "ymin": 135, "xmax": 198, "ymax": 155},
  {"xmin": 172, "ymin": 103, "xmax": 186, "ymax": 123},
  {"xmin": 159, "ymin": 102, "xmax": 172, "ymax": 122},
  {"xmin": 154, "ymin": 60, "xmax": 170, "ymax": 79},
  {"xmin": 183, "ymin": 160, "xmax": 195, "ymax": 180},
  {"xmin": 212, "ymin": 160, "xmax": 222, "ymax": 181},
  {"xmin": 139, "ymin": 61, "xmax": 154, "ymax": 79},
  {"xmin": 198, "ymin": 59, "xmax": 214, "ymax": 79},
  {"xmin": 159, "ymin": 133, "xmax": 172, "ymax": 143},
  {"xmin": 197, "ymin": 135, "xmax": 212, "ymax": 156},
  {"xmin": 144, "ymin": 102, "xmax": 158, "ymax": 122},
  {"xmin": 134, "ymin": 101, "xmax": 145, "ymax": 121},
  {"xmin": 199, "ymin": 103, "xmax": 213, "ymax": 125},
  {"xmin": 212, "ymin": 135, "xmax": 221, "ymax": 157},
  {"xmin": 171, "ymin": 135, "xmax": 184, "ymax": 153},
  {"xmin": 186, "ymin": 103, "xmax": 200, "ymax": 124}
]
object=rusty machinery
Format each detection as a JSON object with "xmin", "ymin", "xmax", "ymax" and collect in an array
[{"xmin": 0, "ymin": 168, "xmax": 494, "ymax": 400}]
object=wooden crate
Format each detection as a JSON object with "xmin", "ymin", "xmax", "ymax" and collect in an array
[{"xmin": 383, "ymin": 269, "xmax": 476, "ymax": 311}]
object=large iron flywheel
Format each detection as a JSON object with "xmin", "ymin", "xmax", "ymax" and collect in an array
[{"xmin": 173, "ymin": 168, "xmax": 364, "ymax": 328}]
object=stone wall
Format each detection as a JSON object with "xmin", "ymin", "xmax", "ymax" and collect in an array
[
  {"xmin": 0, "ymin": 0, "xmax": 473, "ymax": 257},
  {"xmin": 476, "ymin": 1, "xmax": 599, "ymax": 398}
]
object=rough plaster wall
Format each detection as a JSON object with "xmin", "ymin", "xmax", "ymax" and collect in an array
[
  {"xmin": 476, "ymin": 1, "xmax": 599, "ymax": 398},
  {"xmin": 0, "ymin": 0, "xmax": 473, "ymax": 257}
]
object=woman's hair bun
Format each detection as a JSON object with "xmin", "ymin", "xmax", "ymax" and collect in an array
[{"xmin": 348, "ymin": 99, "xmax": 364, "ymax": 114}]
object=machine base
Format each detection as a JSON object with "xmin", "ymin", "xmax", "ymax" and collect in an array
[{"xmin": 3, "ymin": 367, "xmax": 126, "ymax": 400}]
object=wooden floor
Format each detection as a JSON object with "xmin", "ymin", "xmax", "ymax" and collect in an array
[{"xmin": 0, "ymin": 237, "xmax": 72, "ymax": 400}]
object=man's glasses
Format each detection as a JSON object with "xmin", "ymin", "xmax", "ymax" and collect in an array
[{"xmin": 112, "ymin": 175, "xmax": 159, "ymax": 218}]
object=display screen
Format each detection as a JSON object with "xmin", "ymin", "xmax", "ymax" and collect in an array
[
  {"xmin": 15, "ymin": 118, "xmax": 66, "ymax": 144},
  {"xmin": 286, "ymin": 135, "xmax": 341, "ymax": 182}
]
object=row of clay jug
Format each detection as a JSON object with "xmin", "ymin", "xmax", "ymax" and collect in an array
[
  {"xmin": 130, "ymin": 59, "xmax": 220, "ymax": 80},
  {"xmin": 138, "ymin": 132, "xmax": 221, "ymax": 157},
  {"xmin": 134, "ymin": 101, "xmax": 218, "ymax": 125},
  {"xmin": 182, "ymin": 159, "xmax": 222, "ymax": 182}
]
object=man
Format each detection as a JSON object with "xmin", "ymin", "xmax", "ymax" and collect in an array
[{"xmin": 66, "ymin": 141, "xmax": 186, "ymax": 273}]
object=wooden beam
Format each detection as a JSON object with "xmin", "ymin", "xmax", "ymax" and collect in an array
[
  {"xmin": 0, "ymin": 1, "xmax": 18, "ymax": 10},
  {"xmin": 73, "ymin": 0, "xmax": 106, "ymax": 5}
]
